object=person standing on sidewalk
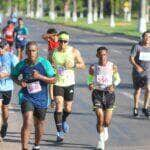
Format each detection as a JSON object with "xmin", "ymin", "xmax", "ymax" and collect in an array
[
  {"xmin": 12, "ymin": 41, "xmax": 55, "ymax": 150},
  {"xmin": 87, "ymin": 46, "xmax": 121, "ymax": 150},
  {"xmin": 129, "ymin": 30, "xmax": 150, "ymax": 117},
  {"xmin": 0, "ymin": 38, "xmax": 18, "ymax": 141}
]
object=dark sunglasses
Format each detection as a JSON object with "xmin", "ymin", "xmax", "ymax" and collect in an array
[{"xmin": 59, "ymin": 40, "xmax": 68, "ymax": 44}]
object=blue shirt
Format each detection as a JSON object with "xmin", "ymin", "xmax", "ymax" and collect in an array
[
  {"xmin": 12, "ymin": 57, "xmax": 55, "ymax": 108},
  {"xmin": 0, "ymin": 52, "xmax": 19, "ymax": 91},
  {"xmin": 14, "ymin": 26, "xmax": 28, "ymax": 45}
]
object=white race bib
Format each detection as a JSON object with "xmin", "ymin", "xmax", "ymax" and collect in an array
[
  {"xmin": 96, "ymin": 75, "xmax": 109, "ymax": 85},
  {"xmin": 27, "ymin": 81, "xmax": 42, "ymax": 94},
  {"xmin": 17, "ymin": 35, "xmax": 24, "ymax": 41},
  {"xmin": 6, "ymin": 31, "xmax": 13, "ymax": 36},
  {"xmin": 0, "ymin": 66, "xmax": 7, "ymax": 73},
  {"xmin": 139, "ymin": 52, "xmax": 150, "ymax": 61}
]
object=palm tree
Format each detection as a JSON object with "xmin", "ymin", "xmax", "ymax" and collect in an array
[
  {"xmin": 93, "ymin": 0, "xmax": 98, "ymax": 22},
  {"xmin": 36, "ymin": 0, "xmax": 43, "ymax": 18},
  {"xmin": 110, "ymin": 0, "xmax": 115, "ymax": 27},
  {"xmin": 49, "ymin": 0, "xmax": 55, "ymax": 21},
  {"xmin": 87, "ymin": 0, "xmax": 93, "ymax": 24},
  {"xmin": 138, "ymin": 0, "xmax": 147, "ymax": 33},
  {"xmin": 72, "ymin": 0, "xmax": 77, "ymax": 22},
  {"xmin": 64, "ymin": 0, "xmax": 71, "ymax": 21},
  {"xmin": 99, "ymin": 0, "xmax": 104, "ymax": 19}
]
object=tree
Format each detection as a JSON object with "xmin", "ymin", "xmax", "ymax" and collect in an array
[
  {"xmin": 64, "ymin": 0, "xmax": 71, "ymax": 21},
  {"xmin": 110, "ymin": 0, "xmax": 115, "ymax": 27},
  {"xmin": 72, "ymin": 0, "xmax": 77, "ymax": 22},
  {"xmin": 87, "ymin": 0, "xmax": 93, "ymax": 24},
  {"xmin": 49, "ymin": 0, "xmax": 56, "ymax": 21},
  {"xmin": 138, "ymin": 0, "xmax": 147, "ymax": 33},
  {"xmin": 99, "ymin": 0, "xmax": 104, "ymax": 19},
  {"xmin": 36, "ymin": 0, "xmax": 43, "ymax": 18},
  {"xmin": 93, "ymin": 0, "xmax": 98, "ymax": 22}
]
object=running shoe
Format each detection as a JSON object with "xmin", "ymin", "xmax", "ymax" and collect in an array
[
  {"xmin": 96, "ymin": 133, "xmax": 105, "ymax": 150},
  {"xmin": 104, "ymin": 127, "xmax": 109, "ymax": 141},
  {"xmin": 133, "ymin": 108, "xmax": 139, "ymax": 117},
  {"xmin": 1, "ymin": 122, "xmax": 8, "ymax": 138},
  {"xmin": 142, "ymin": 108, "xmax": 149, "ymax": 117},
  {"xmin": 32, "ymin": 145, "xmax": 40, "ymax": 150},
  {"xmin": 62, "ymin": 121, "xmax": 69, "ymax": 133},
  {"xmin": 56, "ymin": 131, "xmax": 64, "ymax": 143}
]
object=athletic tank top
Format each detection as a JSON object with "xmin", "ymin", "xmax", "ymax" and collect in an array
[
  {"xmin": 94, "ymin": 61, "xmax": 113, "ymax": 90},
  {"xmin": 53, "ymin": 46, "xmax": 75, "ymax": 86}
]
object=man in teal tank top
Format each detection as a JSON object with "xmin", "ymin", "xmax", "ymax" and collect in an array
[{"xmin": 52, "ymin": 31, "xmax": 85, "ymax": 142}]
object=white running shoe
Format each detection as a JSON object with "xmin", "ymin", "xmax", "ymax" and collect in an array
[
  {"xmin": 104, "ymin": 127, "xmax": 109, "ymax": 142},
  {"xmin": 96, "ymin": 133, "xmax": 105, "ymax": 150}
]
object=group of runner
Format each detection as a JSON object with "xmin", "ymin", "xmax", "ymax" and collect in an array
[{"xmin": 0, "ymin": 14, "xmax": 149, "ymax": 150}]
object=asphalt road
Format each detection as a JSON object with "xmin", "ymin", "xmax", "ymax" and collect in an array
[{"xmin": 1, "ymin": 19, "xmax": 150, "ymax": 150}]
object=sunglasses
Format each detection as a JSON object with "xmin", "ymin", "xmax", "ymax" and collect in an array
[{"xmin": 59, "ymin": 40, "xmax": 68, "ymax": 44}]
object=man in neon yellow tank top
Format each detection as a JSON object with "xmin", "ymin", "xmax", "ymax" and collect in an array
[
  {"xmin": 52, "ymin": 31, "xmax": 85, "ymax": 142},
  {"xmin": 87, "ymin": 47, "xmax": 121, "ymax": 150}
]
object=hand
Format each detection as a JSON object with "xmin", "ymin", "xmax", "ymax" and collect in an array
[
  {"xmin": 21, "ymin": 80, "xmax": 27, "ymax": 88},
  {"xmin": 0, "ymin": 73, "xmax": 5, "ymax": 78},
  {"xmin": 107, "ymin": 85, "xmax": 115, "ymax": 93},
  {"xmin": 32, "ymin": 70, "xmax": 41, "ymax": 79},
  {"xmin": 50, "ymin": 100, "xmax": 56, "ymax": 109},
  {"xmin": 89, "ymin": 84, "xmax": 94, "ymax": 91},
  {"xmin": 49, "ymin": 77, "xmax": 56, "ymax": 84},
  {"xmin": 136, "ymin": 66, "xmax": 144, "ymax": 73}
]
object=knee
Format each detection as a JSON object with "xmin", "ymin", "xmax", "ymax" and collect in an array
[
  {"xmin": 104, "ymin": 120, "xmax": 111, "ymax": 127},
  {"xmin": 22, "ymin": 120, "xmax": 32, "ymax": 129}
]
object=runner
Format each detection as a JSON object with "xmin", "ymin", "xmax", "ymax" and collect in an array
[
  {"xmin": 0, "ymin": 38, "xmax": 18, "ymax": 141},
  {"xmin": 87, "ymin": 46, "xmax": 121, "ymax": 150},
  {"xmin": 52, "ymin": 31, "xmax": 85, "ymax": 142},
  {"xmin": 42, "ymin": 28, "xmax": 59, "ymax": 108},
  {"xmin": 12, "ymin": 41, "xmax": 55, "ymax": 150},
  {"xmin": 129, "ymin": 30, "xmax": 150, "ymax": 117},
  {"xmin": 42, "ymin": 28, "xmax": 59, "ymax": 62},
  {"xmin": 14, "ymin": 18, "xmax": 28, "ymax": 60},
  {"xmin": 2, "ymin": 20, "xmax": 15, "ymax": 51}
]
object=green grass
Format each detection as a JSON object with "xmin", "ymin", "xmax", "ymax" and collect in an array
[{"xmin": 40, "ymin": 16, "xmax": 150, "ymax": 38}]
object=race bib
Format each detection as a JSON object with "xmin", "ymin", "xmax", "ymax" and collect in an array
[
  {"xmin": 6, "ymin": 31, "xmax": 13, "ymax": 36},
  {"xmin": 139, "ymin": 52, "xmax": 150, "ymax": 61},
  {"xmin": 27, "ymin": 81, "xmax": 42, "ymax": 94},
  {"xmin": 57, "ymin": 66, "xmax": 65, "ymax": 75},
  {"xmin": 96, "ymin": 75, "xmax": 109, "ymax": 85},
  {"xmin": 17, "ymin": 35, "xmax": 24, "ymax": 41},
  {"xmin": 0, "ymin": 66, "xmax": 7, "ymax": 73}
]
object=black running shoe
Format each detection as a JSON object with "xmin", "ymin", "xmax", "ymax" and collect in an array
[
  {"xmin": 32, "ymin": 145, "xmax": 40, "ymax": 150},
  {"xmin": 133, "ymin": 108, "xmax": 139, "ymax": 117},
  {"xmin": 142, "ymin": 108, "xmax": 149, "ymax": 117},
  {"xmin": 1, "ymin": 123, "xmax": 8, "ymax": 138}
]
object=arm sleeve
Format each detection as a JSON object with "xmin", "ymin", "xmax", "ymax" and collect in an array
[
  {"xmin": 113, "ymin": 65, "xmax": 121, "ymax": 86},
  {"xmin": 87, "ymin": 65, "xmax": 94, "ymax": 85}
]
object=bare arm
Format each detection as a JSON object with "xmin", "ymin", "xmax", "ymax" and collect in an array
[
  {"xmin": 129, "ymin": 56, "xmax": 144, "ymax": 73},
  {"xmin": 74, "ymin": 48, "xmax": 86, "ymax": 69}
]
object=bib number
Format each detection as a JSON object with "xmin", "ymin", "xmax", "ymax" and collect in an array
[
  {"xmin": 6, "ymin": 31, "xmax": 13, "ymax": 36},
  {"xmin": 27, "ymin": 81, "xmax": 42, "ymax": 94},
  {"xmin": 96, "ymin": 75, "xmax": 109, "ymax": 85},
  {"xmin": 17, "ymin": 35, "xmax": 24, "ymax": 41}
]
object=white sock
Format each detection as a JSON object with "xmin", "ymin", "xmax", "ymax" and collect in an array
[{"xmin": 104, "ymin": 127, "xmax": 109, "ymax": 141}]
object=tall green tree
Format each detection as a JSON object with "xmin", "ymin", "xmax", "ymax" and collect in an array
[
  {"xmin": 138, "ymin": 0, "xmax": 147, "ymax": 33},
  {"xmin": 110, "ymin": 0, "xmax": 115, "ymax": 27},
  {"xmin": 99, "ymin": 0, "xmax": 104, "ymax": 19},
  {"xmin": 93, "ymin": 0, "xmax": 98, "ymax": 22},
  {"xmin": 36, "ymin": 0, "xmax": 43, "ymax": 18},
  {"xmin": 72, "ymin": 0, "xmax": 77, "ymax": 22},
  {"xmin": 64, "ymin": 0, "xmax": 71, "ymax": 21},
  {"xmin": 87, "ymin": 0, "xmax": 93, "ymax": 24},
  {"xmin": 49, "ymin": 0, "xmax": 56, "ymax": 21}
]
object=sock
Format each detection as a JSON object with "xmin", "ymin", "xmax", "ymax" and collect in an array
[
  {"xmin": 62, "ymin": 110, "xmax": 71, "ymax": 122},
  {"xmin": 54, "ymin": 111, "xmax": 62, "ymax": 132}
]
